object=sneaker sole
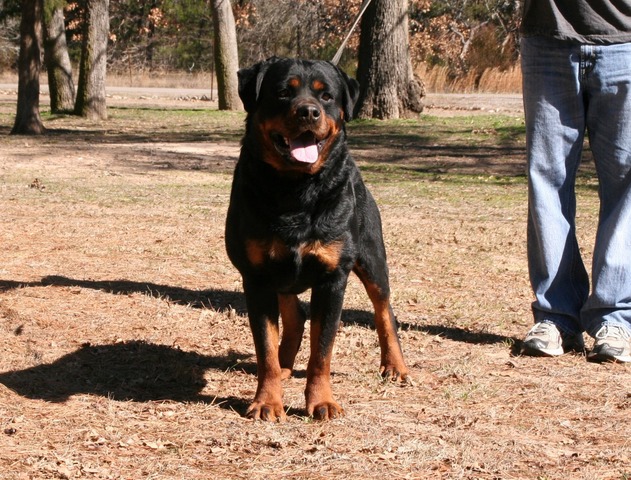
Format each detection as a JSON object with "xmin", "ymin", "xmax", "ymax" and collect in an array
[
  {"xmin": 587, "ymin": 352, "xmax": 631, "ymax": 363},
  {"xmin": 521, "ymin": 341, "xmax": 564, "ymax": 357}
]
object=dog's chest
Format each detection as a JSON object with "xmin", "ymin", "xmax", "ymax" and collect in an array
[{"xmin": 245, "ymin": 237, "xmax": 344, "ymax": 274}]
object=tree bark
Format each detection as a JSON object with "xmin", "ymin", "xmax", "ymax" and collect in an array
[
  {"xmin": 355, "ymin": 0, "xmax": 424, "ymax": 119},
  {"xmin": 44, "ymin": 6, "xmax": 75, "ymax": 113},
  {"xmin": 11, "ymin": 0, "xmax": 45, "ymax": 135},
  {"xmin": 211, "ymin": 0, "xmax": 242, "ymax": 111},
  {"xmin": 74, "ymin": 0, "xmax": 110, "ymax": 120}
]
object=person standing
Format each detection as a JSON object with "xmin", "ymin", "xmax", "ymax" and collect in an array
[{"xmin": 519, "ymin": 0, "xmax": 631, "ymax": 362}]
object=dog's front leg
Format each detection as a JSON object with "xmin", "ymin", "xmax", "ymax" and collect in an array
[
  {"xmin": 243, "ymin": 282, "xmax": 285, "ymax": 421},
  {"xmin": 305, "ymin": 274, "xmax": 347, "ymax": 420}
]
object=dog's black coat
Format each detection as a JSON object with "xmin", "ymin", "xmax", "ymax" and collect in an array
[{"xmin": 225, "ymin": 57, "xmax": 408, "ymax": 421}]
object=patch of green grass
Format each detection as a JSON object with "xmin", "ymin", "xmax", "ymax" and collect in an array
[
  {"xmin": 20, "ymin": 107, "xmax": 247, "ymax": 144},
  {"xmin": 360, "ymin": 163, "xmax": 528, "ymax": 186},
  {"xmin": 349, "ymin": 114, "xmax": 526, "ymax": 149},
  {"xmin": 349, "ymin": 114, "xmax": 599, "ymax": 189},
  {"xmin": 2, "ymin": 105, "xmax": 598, "ymax": 192}
]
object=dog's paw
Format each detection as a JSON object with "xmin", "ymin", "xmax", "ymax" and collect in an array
[
  {"xmin": 380, "ymin": 364, "xmax": 412, "ymax": 385},
  {"xmin": 246, "ymin": 401, "xmax": 286, "ymax": 422},
  {"xmin": 307, "ymin": 401, "xmax": 345, "ymax": 421}
]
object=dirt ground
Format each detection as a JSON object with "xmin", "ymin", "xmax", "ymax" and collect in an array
[{"xmin": 0, "ymin": 88, "xmax": 630, "ymax": 480}]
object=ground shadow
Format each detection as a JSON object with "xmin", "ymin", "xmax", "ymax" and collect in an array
[
  {"xmin": 342, "ymin": 310, "xmax": 519, "ymax": 348},
  {"xmin": 1, "ymin": 276, "xmax": 520, "ymax": 349},
  {"xmin": 0, "ymin": 276, "xmax": 247, "ymax": 314},
  {"xmin": 0, "ymin": 340, "xmax": 304, "ymax": 417},
  {"xmin": 421, "ymin": 324, "xmax": 523, "ymax": 356},
  {"xmin": 416, "ymin": 324, "xmax": 519, "ymax": 346},
  {"xmin": 0, "ymin": 341, "xmax": 253, "ymax": 408},
  {"xmin": 1, "ymin": 276, "xmax": 523, "ymax": 408}
]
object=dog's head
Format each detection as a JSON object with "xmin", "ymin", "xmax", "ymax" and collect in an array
[{"xmin": 238, "ymin": 57, "xmax": 359, "ymax": 174}]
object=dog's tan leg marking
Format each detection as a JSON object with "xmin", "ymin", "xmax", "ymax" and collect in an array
[
  {"xmin": 278, "ymin": 293, "xmax": 305, "ymax": 380},
  {"xmin": 305, "ymin": 321, "xmax": 344, "ymax": 420},
  {"xmin": 355, "ymin": 266, "xmax": 409, "ymax": 383},
  {"xmin": 247, "ymin": 318, "xmax": 285, "ymax": 422}
]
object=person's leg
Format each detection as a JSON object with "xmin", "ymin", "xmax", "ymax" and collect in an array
[
  {"xmin": 522, "ymin": 37, "xmax": 590, "ymax": 332},
  {"xmin": 580, "ymin": 42, "xmax": 631, "ymax": 361},
  {"xmin": 520, "ymin": 36, "xmax": 589, "ymax": 354}
]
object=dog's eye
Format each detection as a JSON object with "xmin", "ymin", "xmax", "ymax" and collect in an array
[
  {"xmin": 278, "ymin": 89, "xmax": 291, "ymax": 99},
  {"xmin": 321, "ymin": 92, "xmax": 333, "ymax": 102}
]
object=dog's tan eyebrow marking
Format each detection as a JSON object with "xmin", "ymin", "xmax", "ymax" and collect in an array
[
  {"xmin": 288, "ymin": 77, "xmax": 301, "ymax": 88},
  {"xmin": 312, "ymin": 80, "xmax": 325, "ymax": 91}
]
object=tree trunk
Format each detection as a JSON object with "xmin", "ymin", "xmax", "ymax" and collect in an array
[
  {"xmin": 211, "ymin": 0, "xmax": 242, "ymax": 111},
  {"xmin": 44, "ymin": 6, "xmax": 75, "ymax": 113},
  {"xmin": 355, "ymin": 0, "xmax": 424, "ymax": 119},
  {"xmin": 74, "ymin": 0, "xmax": 109, "ymax": 120},
  {"xmin": 11, "ymin": 0, "xmax": 45, "ymax": 135}
]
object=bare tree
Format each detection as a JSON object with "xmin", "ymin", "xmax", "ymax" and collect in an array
[
  {"xmin": 234, "ymin": 0, "xmax": 360, "ymax": 67},
  {"xmin": 11, "ymin": 0, "xmax": 45, "ymax": 135},
  {"xmin": 44, "ymin": 4, "xmax": 75, "ymax": 113},
  {"xmin": 212, "ymin": 0, "xmax": 241, "ymax": 110},
  {"xmin": 74, "ymin": 0, "xmax": 109, "ymax": 119},
  {"xmin": 355, "ymin": 0, "xmax": 424, "ymax": 119}
]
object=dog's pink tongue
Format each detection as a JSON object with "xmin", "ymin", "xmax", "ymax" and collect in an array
[{"xmin": 289, "ymin": 136, "xmax": 319, "ymax": 163}]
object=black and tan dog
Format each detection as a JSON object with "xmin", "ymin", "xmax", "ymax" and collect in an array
[{"xmin": 225, "ymin": 57, "xmax": 408, "ymax": 421}]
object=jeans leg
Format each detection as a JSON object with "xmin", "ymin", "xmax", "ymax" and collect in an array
[
  {"xmin": 580, "ymin": 42, "xmax": 631, "ymax": 336},
  {"xmin": 521, "ymin": 37, "xmax": 589, "ymax": 335}
]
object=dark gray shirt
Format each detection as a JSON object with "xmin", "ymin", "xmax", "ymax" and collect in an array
[{"xmin": 521, "ymin": 0, "xmax": 631, "ymax": 43}]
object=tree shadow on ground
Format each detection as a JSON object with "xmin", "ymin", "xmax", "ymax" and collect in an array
[
  {"xmin": 1, "ymin": 276, "xmax": 520, "ymax": 349},
  {"xmin": 0, "ymin": 276, "xmax": 247, "ymax": 314},
  {"xmin": 344, "ymin": 310, "xmax": 521, "ymax": 353}
]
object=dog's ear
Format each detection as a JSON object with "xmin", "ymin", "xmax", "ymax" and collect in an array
[
  {"xmin": 331, "ymin": 64, "xmax": 360, "ymax": 121},
  {"xmin": 238, "ymin": 56, "xmax": 282, "ymax": 113},
  {"xmin": 343, "ymin": 76, "xmax": 360, "ymax": 121},
  {"xmin": 237, "ymin": 63, "xmax": 265, "ymax": 113}
]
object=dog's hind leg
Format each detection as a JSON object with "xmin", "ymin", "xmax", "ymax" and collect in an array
[
  {"xmin": 278, "ymin": 293, "xmax": 306, "ymax": 379},
  {"xmin": 353, "ymin": 258, "xmax": 409, "ymax": 383},
  {"xmin": 305, "ymin": 276, "xmax": 347, "ymax": 420}
]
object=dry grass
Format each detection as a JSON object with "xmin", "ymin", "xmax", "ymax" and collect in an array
[
  {"xmin": 417, "ymin": 64, "xmax": 522, "ymax": 94},
  {"xmin": 104, "ymin": 64, "xmax": 524, "ymax": 94},
  {"xmin": 0, "ymin": 64, "xmax": 523, "ymax": 94},
  {"xmin": 106, "ymin": 71, "xmax": 216, "ymax": 89},
  {"xmin": 0, "ymin": 92, "xmax": 630, "ymax": 480},
  {"xmin": 0, "ymin": 72, "xmax": 215, "ymax": 90}
]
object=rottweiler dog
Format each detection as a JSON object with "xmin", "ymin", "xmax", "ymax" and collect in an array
[{"xmin": 225, "ymin": 57, "xmax": 409, "ymax": 421}]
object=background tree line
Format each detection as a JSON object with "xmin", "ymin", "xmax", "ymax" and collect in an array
[
  {"xmin": 1, "ymin": 0, "xmax": 521, "ymax": 133},
  {"xmin": 2, "ymin": 0, "xmax": 521, "ymax": 83}
]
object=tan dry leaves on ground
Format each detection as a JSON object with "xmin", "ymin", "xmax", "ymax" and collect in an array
[{"xmin": 0, "ymin": 91, "xmax": 630, "ymax": 480}]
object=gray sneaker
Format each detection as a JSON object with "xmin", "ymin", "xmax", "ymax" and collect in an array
[
  {"xmin": 587, "ymin": 325, "xmax": 631, "ymax": 363},
  {"xmin": 521, "ymin": 321, "xmax": 585, "ymax": 357}
]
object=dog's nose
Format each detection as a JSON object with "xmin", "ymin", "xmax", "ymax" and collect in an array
[{"xmin": 297, "ymin": 104, "xmax": 321, "ymax": 122}]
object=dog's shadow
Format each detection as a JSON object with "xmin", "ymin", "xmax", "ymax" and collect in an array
[
  {"xmin": 1, "ymin": 276, "xmax": 262, "ymax": 415},
  {"xmin": 0, "ymin": 340, "xmax": 266, "ymax": 416}
]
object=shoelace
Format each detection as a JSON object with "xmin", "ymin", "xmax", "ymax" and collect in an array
[
  {"xmin": 596, "ymin": 325, "xmax": 630, "ymax": 340},
  {"xmin": 530, "ymin": 323, "xmax": 557, "ymax": 336}
]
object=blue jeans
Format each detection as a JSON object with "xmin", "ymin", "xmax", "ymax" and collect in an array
[{"xmin": 521, "ymin": 36, "xmax": 631, "ymax": 338}]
